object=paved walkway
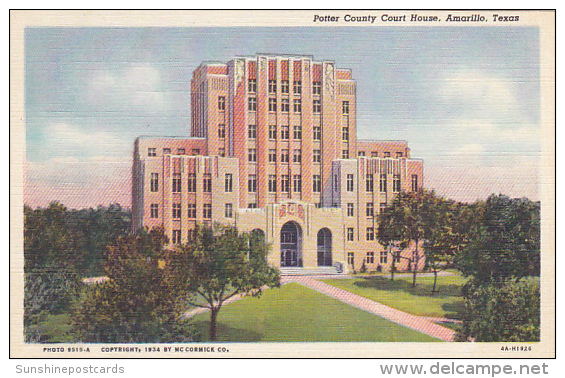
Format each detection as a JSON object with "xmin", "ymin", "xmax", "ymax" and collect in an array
[
  {"xmin": 184, "ymin": 276, "xmax": 458, "ymax": 342},
  {"xmin": 282, "ymin": 276, "xmax": 457, "ymax": 342}
]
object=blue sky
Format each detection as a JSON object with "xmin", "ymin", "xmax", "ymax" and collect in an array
[{"xmin": 25, "ymin": 26, "xmax": 541, "ymax": 208}]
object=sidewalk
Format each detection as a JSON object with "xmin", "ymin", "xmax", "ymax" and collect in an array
[{"xmin": 287, "ymin": 276, "xmax": 457, "ymax": 342}]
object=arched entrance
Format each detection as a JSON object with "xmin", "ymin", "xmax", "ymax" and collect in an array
[
  {"xmin": 317, "ymin": 228, "xmax": 332, "ymax": 266},
  {"xmin": 280, "ymin": 221, "xmax": 302, "ymax": 267}
]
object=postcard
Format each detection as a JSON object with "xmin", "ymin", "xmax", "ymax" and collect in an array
[{"xmin": 10, "ymin": 10, "xmax": 555, "ymax": 359}]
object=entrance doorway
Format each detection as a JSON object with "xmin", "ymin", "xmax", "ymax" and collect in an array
[
  {"xmin": 317, "ymin": 228, "xmax": 332, "ymax": 266},
  {"xmin": 280, "ymin": 221, "xmax": 302, "ymax": 267}
]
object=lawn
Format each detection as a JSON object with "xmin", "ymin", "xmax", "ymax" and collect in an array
[
  {"xmin": 321, "ymin": 274, "xmax": 467, "ymax": 319},
  {"xmin": 191, "ymin": 282, "xmax": 440, "ymax": 342}
]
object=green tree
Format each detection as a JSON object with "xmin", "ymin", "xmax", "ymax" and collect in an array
[
  {"xmin": 458, "ymin": 194, "xmax": 540, "ymax": 284},
  {"xmin": 378, "ymin": 190, "xmax": 438, "ymax": 287},
  {"xmin": 73, "ymin": 228, "xmax": 192, "ymax": 342},
  {"xmin": 167, "ymin": 224, "xmax": 280, "ymax": 341}
]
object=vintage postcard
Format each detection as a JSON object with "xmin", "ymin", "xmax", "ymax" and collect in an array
[{"xmin": 10, "ymin": 10, "xmax": 555, "ymax": 359}]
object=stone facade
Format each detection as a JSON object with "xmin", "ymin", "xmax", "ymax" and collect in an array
[{"xmin": 132, "ymin": 54, "xmax": 425, "ymax": 273}]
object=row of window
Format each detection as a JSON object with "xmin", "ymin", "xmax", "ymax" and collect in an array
[
  {"xmin": 218, "ymin": 124, "xmax": 350, "ymax": 142},
  {"xmin": 358, "ymin": 151, "xmax": 403, "ymax": 158},
  {"xmin": 151, "ymin": 172, "xmax": 418, "ymax": 194},
  {"xmin": 347, "ymin": 251, "xmax": 402, "ymax": 265},
  {"xmin": 150, "ymin": 203, "xmax": 212, "ymax": 219},
  {"xmin": 248, "ymin": 80, "xmax": 322, "ymax": 96},
  {"xmin": 219, "ymin": 95, "xmax": 348, "ymax": 115},
  {"xmin": 346, "ymin": 202, "xmax": 388, "ymax": 217},
  {"xmin": 346, "ymin": 227, "xmax": 376, "ymax": 242},
  {"xmin": 147, "ymin": 148, "xmax": 200, "ymax": 157}
]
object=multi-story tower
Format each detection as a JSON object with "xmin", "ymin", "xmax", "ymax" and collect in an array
[{"xmin": 132, "ymin": 54, "xmax": 424, "ymax": 273}]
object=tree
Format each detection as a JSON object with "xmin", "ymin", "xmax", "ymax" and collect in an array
[
  {"xmin": 457, "ymin": 194, "xmax": 540, "ymax": 284},
  {"xmin": 166, "ymin": 224, "xmax": 280, "ymax": 341},
  {"xmin": 378, "ymin": 189, "xmax": 438, "ymax": 287},
  {"xmin": 73, "ymin": 227, "xmax": 192, "ymax": 342}
]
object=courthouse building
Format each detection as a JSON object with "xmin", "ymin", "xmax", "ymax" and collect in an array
[{"xmin": 132, "ymin": 54, "xmax": 424, "ymax": 273}]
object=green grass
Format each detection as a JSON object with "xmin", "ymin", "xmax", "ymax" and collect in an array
[
  {"xmin": 191, "ymin": 283, "xmax": 440, "ymax": 342},
  {"xmin": 321, "ymin": 274, "xmax": 468, "ymax": 319},
  {"xmin": 36, "ymin": 314, "xmax": 76, "ymax": 343}
]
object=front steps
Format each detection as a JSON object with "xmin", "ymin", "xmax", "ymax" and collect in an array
[{"xmin": 280, "ymin": 266, "xmax": 343, "ymax": 276}]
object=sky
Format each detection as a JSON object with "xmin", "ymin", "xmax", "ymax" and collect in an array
[{"xmin": 24, "ymin": 26, "xmax": 541, "ymax": 208}]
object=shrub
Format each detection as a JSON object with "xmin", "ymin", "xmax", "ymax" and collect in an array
[{"xmin": 456, "ymin": 279, "xmax": 540, "ymax": 342}]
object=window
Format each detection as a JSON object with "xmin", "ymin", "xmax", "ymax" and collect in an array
[
  {"xmin": 281, "ymin": 98, "xmax": 289, "ymax": 113},
  {"xmin": 269, "ymin": 80, "xmax": 277, "ymax": 94},
  {"xmin": 393, "ymin": 174, "xmax": 401, "ymax": 192},
  {"xmin": 281, "ymin": 150, "xmax": 289, "ymax": 163},
  {"xmin": 293, "ymin": 80, "xmax": 302, "ymax": 94},
  {"xmin": 248, "ymin": 78, "xmax": 256, "ymax": 93},
  {"xmin": 313, "ymin": 81, "xmax": 322, "ymax": 95},
  {"xmin": 281, "ymin": 80, "xmax": 289, "ymax": 94},
  {"xmin": 394, "ymin": 252, "xmax": 401, "ymax": 264},
  {"xmin": 347, "ymin": 203, "xmax": 354, "ymax": 217},
  {"xmin": 178, "ymin": 148, "xmax": 186, "ymax": 155},
  {"xmin": 269, "ymin": 98, "xmax": 277, "ymax": 112},
  {"xmin": 380, "ymin": 202, "xmax": 387, "ymax": 213},
  {"xmin": 294, "ymin": 99, "xmax": 301, "ymax": 113},
  {"xmin": 268, "ymin": 175, "xmax": 277, "ymax": 192},
  {"xmin": 366, "ymin": 203, "xmax": 374, "ymax": 217},
  {"xmin": 380, "ymin": 251, "xmax": 388, "ymax": 264},
  {"xmin": 150, "ymin": 173, "xmax": 159, "ymax": 192},
  {"xmin": 150, "ymin": 204, "xmax": 159, "ymax": 218},
  {"xmin": 248, "ymin": 175, "xmax": 257, "ymax": 192},
  {"xmin": 281, "ymin": 175, "xmax": 290, "ymax": 193},
  {"xmin": 293, "ymin": 175, "xmax": 302, "ymax": 193},
  {"xmin": 203, "ymin": 204, "xmax": 212, "ymax": 219},
  {"xmin": 187, "ymin": 229, "xmax": 195, "ymax": 241},
  {"xmin": 333, "ymin": 175, "xmax": 339, "ymax": 191},
  {"xmin": 313, "ymin": 99, "xmax": 321, "ymax": 113},
  {"xmin": 172, "ymin": 203, "xmax": 181, "ymax": 219},
  {"xmin": 225, "ymin": 203, "xmax": 233, "ymax": 218},
  {"xmin": 248, "ymin": 124, "xmax": 257, "ymax": 139},
  {"xmin": 293, "ymin": 149, "xmax": 301, "ymax": 163},
  {"xmin": 346, "ymin": 174, "xmax": 354, "ymax": 192},
  {"xmin": 342, "ymin": 127, "xmax": 349, "ymax": 141},
  {"xmin": 396, "ymin": 151, "xmax": 403, "ymax": 158},
  {"xmin": 366, "ymin": 252, "xmax": 375, "ymax": 264},
  {"xmin": 411, "ymin": 174, "xmax": 418, "ymax": 192},
  {"xmin": 187, "ymin": 173, "xmax": 196, "ymax": 192},
  {"xmin": 342, "ymin": 101, "xmax": 350, "ymax": 115},
  {"xmin": 191, "ymin": 148, "xmax": 200, "ymax": 155},
  {"xmin": 293, "ymin": 125, "xmax": 302, "ymax": 140},
  {"xmin": 384, "ymin": 151, "xmax": 391, "ymax": 157},
  {"xmin": 172, "ymin": 230, "xmax": 181, "ymax": 245},
  {"xmin": 313, "ymin": 175, "xmax": 322, "ymax": 193},
  {"xmin": 248, "ymin": 97, "xmax": 257, "ymax": 111},
  {"xmin": 313, "ymin": 126, "xmax": 321, "ymax": 140},
  {"xmin": 218, "ymin": 96, "xmax": 226, "ymax": 110},
  {"xmin": 342, "ymin": 150, "xmax": 349, "ymax": 159},
  {"xmin": 187, "ymin": 204, "xmax": 196, "ymax": 218},
  {"xmin": 248, "ymin": 203, "xmax": 257, "ymax": 209},
  {"xmin": 371, "ymin": 151, "xmax": 378, "ymax": 157},
  {"xmin": 225, "ymin": 173, "xmax": 233, "ymax": 192},
  {"xmin": 203, "ymin": 174, "xmax": 212, "ymax": 193},
  {"xmin": 313, "ymin": 149, "xmax": 321, "ymax": 163},
  {"xmin": 268, "ymin": 149, "xmax": 277, "ymax": 163},
  {"xmin": 148, "ymin": 148, "xmax": 156, "ymax": 157},
  {"xmin": 347, "ymin": 228, "xmax": 354, "ymax": 241},
  {"xmin": 248, "ymin": 148, "xmax": 257, "ymax": 162},
  {"xmin": 366, "ymin": 174, "xmax": 374, "ymax": 192},
  {"xmin": 281, "ymin": 126, "xmax": 289, "ymax": 140},
  {"xmin": 163, "ymin": 148, "xmax": 171, "ymax": 155},
  {"xmin": 269, "ymin": 125, "xmax": 277, "ymax": 139},
  {"xmin": 218, "ymin": 124, "xmax": 226, "ymax": 139},
  {"xmin": 219, "ymin": 148, "xmax": 225, "ymax": 157},
  {"xmin": 366, "ymin": 227, "xmax": 375, "ymax": 241},
  {"xmin": 172, "ymin": 174, "xmax": 181, "ymax": 193},
  {"xmin": 358, "ymin": 151, "xmax": 365, "ymax": 157},
  {"xmin": 380, "ymin": 174, "xmax": 387, "ymax": 192}
]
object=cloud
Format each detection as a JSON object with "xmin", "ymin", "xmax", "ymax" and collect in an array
[{"xmin": 86, "ymin": 63, "xmax": 168, "ymax": 112}]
